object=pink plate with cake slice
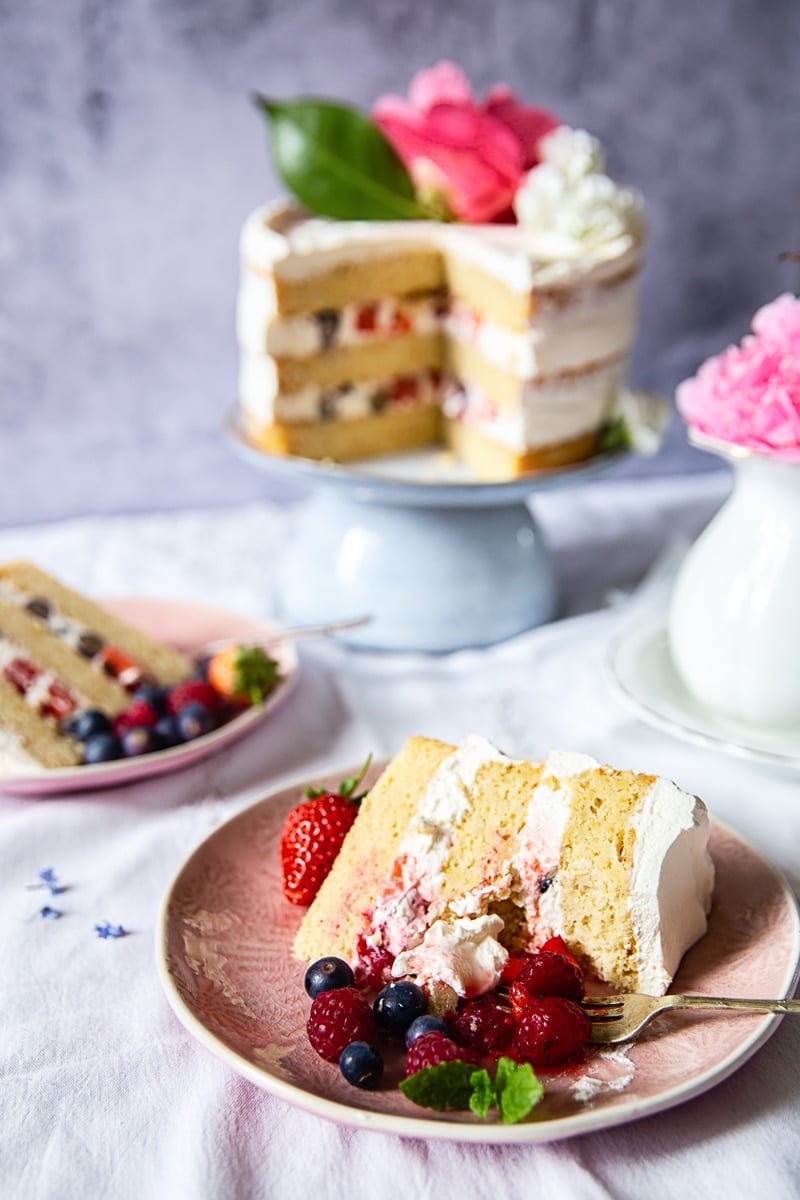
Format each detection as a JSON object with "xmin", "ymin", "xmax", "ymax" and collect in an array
[
  {"xmin": 155, "ymin": 761, "xmax": 800, "ymax": 1144},
  {"xmin": 0, "ymin": 599, "xmax": 297, "ymax": 796}
]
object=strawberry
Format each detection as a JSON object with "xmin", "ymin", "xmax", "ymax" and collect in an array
[
  {"xmin": 280, "ymin": 756, "xmax": 372, "ymax": 905},
  {"xmin": 206, "ymin": 645, "xmax": 281, "ymax": 706},
  {"xmin": 355, "ymin": 302, "xmax": 378, "ymax": 332},
  {"xmin": 167, "ymin": 679, "xmax": 220, "ymax": 715}
]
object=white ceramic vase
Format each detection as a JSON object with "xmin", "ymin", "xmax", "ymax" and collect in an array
[{"xmin": 669, "ymin": 436, "xmax": 800, "ymax": 728}]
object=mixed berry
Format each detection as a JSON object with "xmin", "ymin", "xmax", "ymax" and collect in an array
[
  {"xmin": 57, "ymin": 644, "xmax": 281, "ymax": 765},
  {"xmin": 300, "ymin": 942, "xmax": 593, "ymax": 1121}
]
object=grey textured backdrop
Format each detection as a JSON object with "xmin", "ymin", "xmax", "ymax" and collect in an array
[{"xmin": 1, "ymin": 0, "xmax": 799, "ymax": 527}]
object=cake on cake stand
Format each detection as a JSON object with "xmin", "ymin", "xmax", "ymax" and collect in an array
[{"xmin": 227, "ymin": 395, "xmax": 665, "ymax": 652}]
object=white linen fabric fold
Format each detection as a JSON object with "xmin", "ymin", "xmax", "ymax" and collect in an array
[{"xmin": 1, "ymin": 474, "xmax": 798, "ymax": 1200}]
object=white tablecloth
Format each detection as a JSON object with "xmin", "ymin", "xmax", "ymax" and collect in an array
[{"xmin": 2, "ymin": 472, "xmax": 799, "ymax": 1200}]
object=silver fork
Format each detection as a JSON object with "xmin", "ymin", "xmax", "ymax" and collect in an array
[{"xmin": 582, "ymin": 992, "xmax": 800, "ymax": 1043}]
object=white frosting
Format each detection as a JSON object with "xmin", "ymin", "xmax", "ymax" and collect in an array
[
  {"xmin": 444, "ymin": 274, "xmax": 638, "ymax": 379},
  {"xmin": 515, "ymin": 750, "xmax": 713, "ymax": 994},
  {"xmin": 391, "ymin": 914, "xmax": 509, "ymax": 997},
  {"xmin": 443, "ymin": 359, "xmax": 624, "ymax": 451},
  {"xmin": 514, "ymin": 126, "xmax": 645, "ymax": 263},
  {"xmin": 368, "ymin": 735, "xmax": 510, "ymax": 955},
  {"xmin": 630, "ymin": 779, "xmax": 714, "ymax": 995},
  {"xmin": 241, "ymin": 200, "xmax": 640, "ymax": 297},
  {"xmin": 0, "ymin": 728, "xmax": 45, "ymax": 775}
]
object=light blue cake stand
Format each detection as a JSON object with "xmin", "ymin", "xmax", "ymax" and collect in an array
[{"xmin": 226, "ymin": 399, "xmax": 662, "ymax": 652}]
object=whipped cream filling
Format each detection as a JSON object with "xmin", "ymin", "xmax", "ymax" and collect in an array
[
  {"xmin": 392, "ymin": 914, "xmax": 508, "ymax": 997},
  {"xmin": 237, "ymin": 280, "xmax": 443, "ymax": 359},
  {"xmin": 367, "ymin": 735, "xmax": 510, "ymax": 956},
  {"xmin": 515, "ymin": 751, "xmax": 714, "ymax": 993},
  {"xmin": 0, "ymin": 728, "xmax": 45, "ymax": 775},
  {"xmin": 238, "ymin": 354, "xmax": 440, "ymax": 426},
  {"xmin": 442, "ymin": 360, "xmax": 623, "ymax": 451}
]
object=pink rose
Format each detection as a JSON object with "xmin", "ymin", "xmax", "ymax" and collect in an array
[
  {"xmin": 373, "ymin": 62, "xmax": 560, "ymax": 224},
  {"xmin": 676, "ymin": 294, "xmax": 800, "ymax": 460}
]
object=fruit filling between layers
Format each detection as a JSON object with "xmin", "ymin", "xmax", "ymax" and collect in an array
[
  {"xmin": 294, "ymin": 736, "xmax": 714, "ymax": 998},
  {"xmin": 0, "ymin": 582, "xmax": 152, "ymax": 691},
  {"xmin": 239, "ymin": 362, "xmax": 443, "ymax": 426},
  {"xmin": 0, "ymin": 637, "xmax": 82, "ymax": 721}
]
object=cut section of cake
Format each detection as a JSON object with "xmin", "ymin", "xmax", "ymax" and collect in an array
[
  {"xmin": 0, "ymin": 562, "xmax": 193, "ymax": 771},
  {"xmin": 237, "ymin": 118, "xmax": 644, "ymax": 480},
  {"xmin": 293, "ymin": 736, "xmax": 714, "ymax": 997}
]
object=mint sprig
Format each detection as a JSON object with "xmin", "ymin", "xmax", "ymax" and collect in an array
[
  {"xmin": 255, "ymin": 97, "xmax": 434, "ymax": 222},
  {"xmin": 399, "ymin": 1057, "xmax": 544, "ymax": 1125}
]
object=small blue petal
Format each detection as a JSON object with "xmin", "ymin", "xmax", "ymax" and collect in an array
[
  {"xmin": 38, "ymin": 868, "xmax": 58, "ymax": 885},
  {"xmin": 39, "ymin": 906, "xmax": 62, "ymax": 920},
  {"xmin": 95, "ymin": 921, "xmax": 127, "ymax": 939}
]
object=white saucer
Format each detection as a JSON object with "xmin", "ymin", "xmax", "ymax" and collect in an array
[{"xmin": 608, "ymin": 615, "xmax": 800, "ymax": 768}]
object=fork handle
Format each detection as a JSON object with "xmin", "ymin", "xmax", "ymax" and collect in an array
[{"xmin": 668, "ymin": 995, "xmax": 800, "ymax": 1015}]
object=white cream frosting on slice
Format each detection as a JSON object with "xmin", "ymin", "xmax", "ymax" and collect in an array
[
  {"xmin": 515, "ymin": 751, "xmax": 714, "ymax": 994},
  {"xmin": 392, "ymin": 914, "xmax": 508, "ymax": 997}
]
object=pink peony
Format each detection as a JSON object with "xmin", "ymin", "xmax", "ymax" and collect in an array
[
  {"xmin": 373, "ymin": 62, "xmax": 560, "ymax": 224},
  {"xmin": 676, "ymin": 294, "xmax": 800, "ymax": 460}
]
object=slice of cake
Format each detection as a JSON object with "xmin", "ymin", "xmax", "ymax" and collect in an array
[
  {"xmin": 237, "ymin": 69, "xmax": 644, "ymax": 481},
  {"xmin": 0, "ymin": 562, "xmax": 193, "ymax": 770},
  {"xmin": 293, "ymin": 736, "xmax": 714, "ymax": 996}
]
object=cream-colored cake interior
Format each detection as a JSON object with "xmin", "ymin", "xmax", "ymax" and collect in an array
[
  {"xmin": 292, "ymin": 736, "xmax": 455, "ymax": 964},
  {"xmin": 555, "ymin": 767, "xmax": 657, "ymax": 990}
]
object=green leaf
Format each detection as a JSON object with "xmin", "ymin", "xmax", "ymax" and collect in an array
[
  {"xmin": 596, "ymin": 415, "xmax": 632, "ymax": 455},
  {"xmin": 232, "ymin": 647, "xmax": 282, "ymax": 707},
  {"xmin": 494, "ymin": 1057, "xmax": 544, "ymax": 1125},
  {"xmin": 339, "ymin": 753, "xmax": 372, "ymax": 800},
  {"xmin": 468, "ymin": 1068, "xmax": 496, "ymax": 1119},
  {"xmin": 399, "ymin": 1060, "xmax": 477, "ymax": 1112},
  {"xmin": 254, "ymin": 96, "xmax": 432, "ymax": 222}
]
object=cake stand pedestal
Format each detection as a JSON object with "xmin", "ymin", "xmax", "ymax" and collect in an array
[{"xmin": 227, "ymin": 402, "xmax": 663, "ymax": 652}]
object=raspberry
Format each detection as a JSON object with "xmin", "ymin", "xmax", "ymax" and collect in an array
[
  {"xmin": 167, "ymin": 680, "xmax": 220, "ymax": 715},
  {"xmin": 404, "ymin": 1031, "xmax": 478, "ymax": 1077},
  {"xmin": 306, "ymin": 987, "xmax": 376, "ymax": 1063},
  {"xmin": 113, "ymin": 700, "xmax": 159, "ymax": 736},
  {"xmin": 511, "ymin": 996, "xmax": 591, "ymax": 1068},
  {"xmin": 509, "ymin": 953, "xmax": 584, "ymax": 1019},
  {"xmin": 354, "ymin": 935, "xmax": 395, "ymax": 991},
  {"xmin": 539, "ymin": 936, "xmax": 581, "ymax": 969},
  {"xmin": 452, "ymin": 993, "xmax": 514, "ymax": 1053},
  {"xmin": 355, "ymin": 302, "xmax": 378, "ymax": 332}
]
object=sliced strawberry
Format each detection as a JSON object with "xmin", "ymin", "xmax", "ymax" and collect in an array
[
  {"xmin": 539, "ymin": 936, "xmax": 581, "ymax": 970},
  {"xmin": 355, "ymin": 302, "xmax": 378, "ymax": 333}
]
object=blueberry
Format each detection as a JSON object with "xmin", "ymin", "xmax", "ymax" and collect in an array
[
  {"xmin": 25, "ymin": 596, "xmax": 51, "ymax": 620},
  {"xmin": 404, "ymin": 1014, "xmax": 451, "ymax": 1049},
  {"xmin": 175, "ymin": 701, "xmax": 214, "ymax": 742},
  {"xmin": 82, "ymin": 732, "xmax": 123, "ymax": 764},
  {"xmin": 193, "ymin": 655, "xmax": 212, "ymax": 681},
  {"xmin": 69, "ymin": 708, "xmax": 112, "ymax": 741},
  {"xmin": 154, "ymin": 715, "xmax": 179, "ymax": 748},
  {"xmin": 120, "ymin": 726, "xmax": 166, "ymax": 757},
  {"xmin": 304, "ymin": 956, "xmax": 355, "ymax": 998},
  {"xmin": 338, "ymin": 1041, "xmax": 383, "ymax": 1090},
  {"xmin": 132, "ymin": 684, "xmax": 169, "ymax": 715},
  {"xmin": 77, "ymin": 631, "xmax": 104, "ymax": 659},
  {"xmin": 373, "ymin": 981, "xmax": 428, "ymax": 1037}
]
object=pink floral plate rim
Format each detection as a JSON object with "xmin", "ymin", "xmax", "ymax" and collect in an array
[
  {"xmin": 0, "ymin": 597, "xmax": 298, "ymax": 796},
  {"xmin": 155, "ymin": 761, "xmax": 800, "ymax": 1144}
]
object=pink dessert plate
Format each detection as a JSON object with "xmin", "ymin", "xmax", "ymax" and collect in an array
[
  {"xmin": 156, "ymin": 761, "xmax": 800, "ymax": 1144},
  {"xmin": 0, "ymin": 598, "xmax": 298, "ymax": 796}
]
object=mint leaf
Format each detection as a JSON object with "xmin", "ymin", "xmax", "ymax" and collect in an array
[
  {"xmin": 399, "ymin": 1061, "xmax": 476, "ymax": 1112},
  {"xmin": 596, "ymin": 415, "xmax": 632, "ymax": 455},
  {"xmin": 255, "ymin": 97, "xmax": 431, "ymax": 222},
  {"xmin": 468, "ymin": 1068, "xmax": 496, "ymax": 1119},
  {"xmin": 494, "ymin": 1057, "xmax": 544, "ymax": 1125}
]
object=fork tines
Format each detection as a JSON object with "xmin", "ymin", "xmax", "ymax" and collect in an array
[{"xmin": 581, "ymin": 996, "xmax": 626, "ymax": 1021}]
